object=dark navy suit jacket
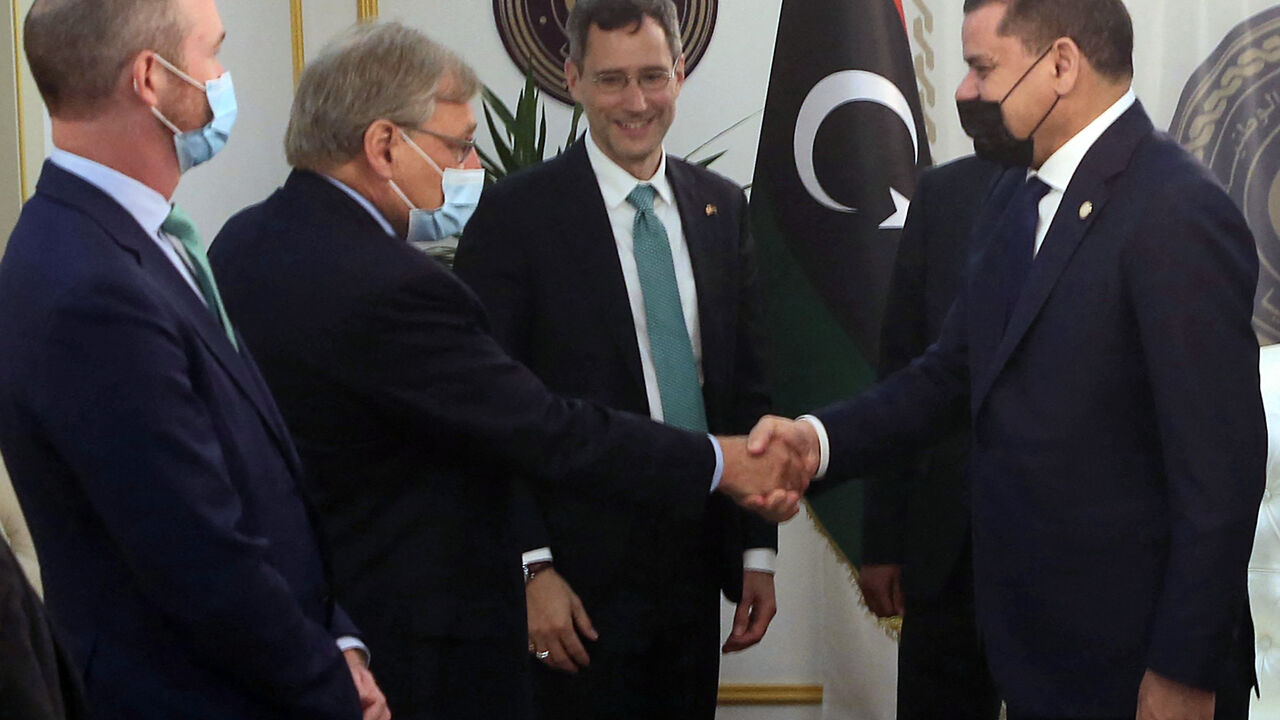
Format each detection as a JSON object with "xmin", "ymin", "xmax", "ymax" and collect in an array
[
  {"xmin": 0, "ymin": 162, "xmax": 362, "ymax": 720},
  {"xmin": 817, "ymin": 102, "xmax": 1265, "ymax": 715},
  {"xmin": 208, "ymin": 170, "xmax": 717, "ymax": 717}
]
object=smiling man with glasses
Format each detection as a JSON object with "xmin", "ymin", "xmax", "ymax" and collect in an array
[{"xmin": 455, "ymin": 1, "xmax": 782, "ymax": 718}]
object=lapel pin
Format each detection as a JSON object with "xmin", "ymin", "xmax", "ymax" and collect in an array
[
  {"xmin": 1079, "ymin": 201, "xmax": 1093, "ymax": 220},
  {"xmin": 705, "ymin": 204, "xmax": 718, "ymax": 217}
]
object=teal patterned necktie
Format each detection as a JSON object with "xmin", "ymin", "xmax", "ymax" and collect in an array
[
  {"xmin": 627, "ymin": 183, "xmax": 707, "ymax": 432},
  {"xmin": 162, "ymin": 205, "xmax": 238, "ymax": 350}
]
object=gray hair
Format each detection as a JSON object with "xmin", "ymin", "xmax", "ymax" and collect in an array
[
  {"xmin": 567, "ymin": 0, "xmax": 683, "ymax": 68},
  {"xmin": 25, "ymin": 0, "xmax": 186, "ymax": 118},
  {"xmin": 285, "ymin": 21, "xmax": 479, "ymax": 171}
]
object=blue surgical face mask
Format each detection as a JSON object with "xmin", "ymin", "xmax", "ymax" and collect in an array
[
  {"xmin": 388, "ymin": 129, "xmax": 485, "ymax": 243},
  {"xmin": 150, "ymin": 54, "xmax": 237, "ymax": 173}
]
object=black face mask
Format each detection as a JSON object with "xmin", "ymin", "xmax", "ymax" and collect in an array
[{"xmin": 957, "ymin": 46, "xmax": 1059, "ymax": 167}]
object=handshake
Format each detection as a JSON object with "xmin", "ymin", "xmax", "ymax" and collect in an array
[{"xmin": 715, "ymin": 416, "xmax": 823, "ymax": 523}]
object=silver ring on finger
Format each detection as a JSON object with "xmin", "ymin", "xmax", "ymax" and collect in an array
[{"xmin": 535, "ymin": 649, "xmax": 551, "ymax": 660}]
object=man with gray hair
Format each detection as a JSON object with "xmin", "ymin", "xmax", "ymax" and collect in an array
[
  {"xmin": 0, "ymin": 1, "xmax": 388, "ymax": 719},
  {"xmin": 210, "ymin": 20, "xmax": 807, "ymax": 720}
]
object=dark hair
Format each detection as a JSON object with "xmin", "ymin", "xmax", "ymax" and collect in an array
[
  {"xmin": 962, "ymin": 0, "xmax": 1134, "ymax": 79},
  {"xmin": 25, "ymin": 0, "xmax": 185, "ymax": 118},
  {"xmin": 566, "ymin": 0, "xmax": 682, "ymax": 68}
]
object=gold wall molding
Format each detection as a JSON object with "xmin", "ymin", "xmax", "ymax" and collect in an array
[
  {"xmin": 289, "ymin": 0, "xmax": 304, "ymax": 87},
  {"xmin": 717, "ymin": 683, "xmax": 824, "ymax": 706},
  {"xmin": 357, "ymin": 0, "xmax": 378, "ymax": 21}
]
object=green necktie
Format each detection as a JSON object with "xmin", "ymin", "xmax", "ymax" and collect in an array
[
  {"xmin": 162, "ymin": 205, "xmax": 238, "ymax": 350},
  {"xmin": 627, "ymin": 183, "xmax": 707, "ymax": 432}
]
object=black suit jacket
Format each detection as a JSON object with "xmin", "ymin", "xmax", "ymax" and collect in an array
[
  {"xmin": 210, "ymin": 170, "xmax": 719, "ymax": 711},
  {"xmin": 455, "ymin": 141, "xmax": 775, "ymax": 628},
  {"xmin": 0, "ymin": 162, "xmax": 362, "ymax": 720},
  {"xmin": 816, "ymin": 103, "xmax": 1265, "ymax": 715},
  {"xmin": 862, "ymin": 156, "xmax": 1001, "ymax": 603}
]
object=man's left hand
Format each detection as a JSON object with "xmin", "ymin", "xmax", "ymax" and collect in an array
[
  {"xmin": 722, "ymin": 570, "xmax": 776, "ymax": 653},
  {"xmin": 1137, "ymin": 669, "xmax": 1213, "ymax": 720},
  {"xmin": 343, "ymin": 648, "xmax": 391, "ymax": 720}
]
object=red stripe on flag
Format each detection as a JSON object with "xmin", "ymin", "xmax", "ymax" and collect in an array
[{"xmin": 895, "ymin": 0, "xmax": 906, "ymax": 30}]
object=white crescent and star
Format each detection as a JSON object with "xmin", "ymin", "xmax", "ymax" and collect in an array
[{"xmin": 793, "ymin": 70, "xmax": 921, "ymax": 229}]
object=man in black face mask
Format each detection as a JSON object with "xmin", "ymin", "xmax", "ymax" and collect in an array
[{"xmin": 746, "ymin": 0, "xmax": 1265, "ymax": 719}]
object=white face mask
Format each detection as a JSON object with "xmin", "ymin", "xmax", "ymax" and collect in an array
[
  {"xmin": 149, "ymin": 53, "xmax": 238, "ymax": 173},
  {"xmin": 388, "ymin": 129, "xmax": 485, "ymax": 243}
]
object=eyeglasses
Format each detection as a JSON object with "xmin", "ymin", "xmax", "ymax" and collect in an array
[
  {"xmin": 404, "ymin": 126, "xmax": 477, "ymax": 165},
  {"xmin": 590, "ymin": 65, "xmax": 676, "ymax": 94}
]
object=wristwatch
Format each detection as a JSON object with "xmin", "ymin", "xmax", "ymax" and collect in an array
[{"xmin": 523, "ymin": 560, "xmax": 553, "ymax": 585}]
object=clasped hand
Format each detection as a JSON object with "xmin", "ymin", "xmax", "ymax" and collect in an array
[{"xmin": 716, "ymin": 415, "xmax": 821, "ymax": 522}]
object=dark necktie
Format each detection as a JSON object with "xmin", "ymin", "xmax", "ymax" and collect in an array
[
  {"xmin": 627, "ymin": 183, "xmax": 708, "ymax": 432},
  {"xmin": 997, "ymin": 176, "xmax": 1051, "ymax": 328}
]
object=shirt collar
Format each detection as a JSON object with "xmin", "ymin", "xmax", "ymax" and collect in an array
[
  {"xmin": 320, "ymin": 174, "xmax": 397, "ymax": 238},
  {"xmin": 584, "ymin": 131, "xmax": 674, "ymax": 210},
  {"xmin": 48, "ymin": 149, "xmax": 172, "ymax": 237},
  {"xmin": 1030, "ymin": 87, "xmax": 1137, "ymax": 193}
]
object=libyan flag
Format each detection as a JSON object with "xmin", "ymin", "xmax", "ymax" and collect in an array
[
  {"xmin": 749, "ymin": 0, "xmax": 930, "ymax": 713},
  {"xmin": 751, "ymin": 0, "xmax": 930, "ymax": 567}
]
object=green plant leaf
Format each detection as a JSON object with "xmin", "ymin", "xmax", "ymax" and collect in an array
[
  {"xmin": 683, "ymin": 108, "xmax": 762, "ymax": 162},
  {"xmin": 536, "ymin": 107, "xmax": 548, "ymax": 161},
  {"xmin": 481, "ymin": 86, "xmax": 516, "ymax": 134},
  {"xmin": 562, "ymin": 103, "xmax": 584, "ymax": 153},
  {"xmin": 694, "ymin": 150, "xmax": 727, "ymax": 168},
  {"xmin": 475, "ymin": 146, "xmax": 503, "ymax": 185},
  {"xmin": 482, "ymin": 103, "xmax": 515, "ymax": 176}
]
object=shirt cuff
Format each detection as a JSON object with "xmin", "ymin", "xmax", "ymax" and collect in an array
[
  {"xmin": 708, "ymin": 434, "xmax": 724, "ymax": 493},
  {"xmin": 743, "ymin": 548, "xmax": 777, "ymax": 574},
  {"xmin": 796, "ymin": 415, "xmax": 830, "ymax": 479},
  {"xmin": 336, "ymin": 636, "xmax": 369, "ymax": 665},
  {"xmin": 522, "ymin": 547, "xmax": 554, "ymax": 566}
]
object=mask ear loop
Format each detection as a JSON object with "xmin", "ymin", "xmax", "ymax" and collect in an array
[
  {"xmin": 398, "ymin": 129, "xmax": 446, "ymax": 177},
  {"xmin": 387, "ymin": 179, "xmax": 417, "ymax": 211},
  {"xmin": 153, "ymin": 53, "xmax": 208, "ymax": 91},
  {"xmin": 999, "ymin": 44, "xmax": 1056, "ymax": 104}
]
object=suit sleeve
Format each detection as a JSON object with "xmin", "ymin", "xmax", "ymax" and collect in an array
[
  {"xmin": 815, "ymin": 287, "xmax": 971, "ymax": 483},
  {"xmin": 1123, "ymin": 177, "xmax": 1266, "ymax": 688},
  {"xmin": 30, "ymin": 280, "xmax": 361, "ymax": 720},
  {"xmin": 341, "ymin": 269, "xmax": 714, "ymax": 522},
  {"xmin": 860, "ymin": 171, "xmax": 936, "ymax": 565},
  {"xmin": 455, "ymin": 191, "xmax": 557, "ymax": 555}
]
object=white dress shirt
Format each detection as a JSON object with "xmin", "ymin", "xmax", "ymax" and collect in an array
[
  {"xmin": 526, "ymin": 134, "xmax": 773, "ymax": 574},
  {"xmin": 48, "ymin": 150, "xmax": 367, "ymax": 659},
  {"xmin": 803, "ymin": 87, "xmax": 1138, "ymax": 481},
  {"xmin": 1030, "ymin": 88, "xmax": 1136, "ymax": 255}
]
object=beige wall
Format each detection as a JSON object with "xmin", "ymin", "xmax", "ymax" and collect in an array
[{"xmin": 0, "ymin": 1, "xmax": 22, "ymax": 248}]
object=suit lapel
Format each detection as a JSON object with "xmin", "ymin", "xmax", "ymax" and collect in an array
[
  {"xmin": 667, "ymin": 159, "xmax": 728, "ymax": 391},
  {"xmin": 37, "ymin": 162, "xmax": 302, "ymax": 472},
  {"xmin": 556, "ymin": 142, "xmax": 647, "ymax": 392},
  {"xmin": 970, "ymin": 103, "xmax": 1155, "ymax": 409}
]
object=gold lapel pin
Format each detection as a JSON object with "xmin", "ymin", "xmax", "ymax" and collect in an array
[
  {"xmin": 1079, "ymin": 201, "xmax": 1093, "ymax": 220},
  {"xmin": 705, "ymin": 204, "xmax": 718, "ymax": 217}
]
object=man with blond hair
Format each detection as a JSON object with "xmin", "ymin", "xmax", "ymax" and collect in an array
[
  {"xmin": 210, "ymin": 20, "xmax": 806, "ymax": 720},
  {"xmin": 0, "ymin": 2, "xmax": 387, "ymax": 718}
]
